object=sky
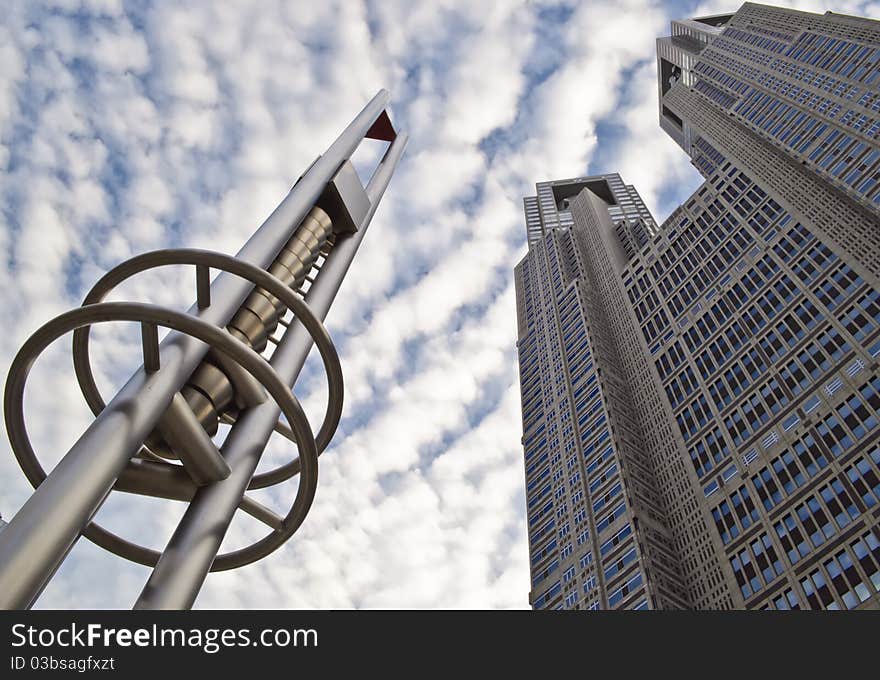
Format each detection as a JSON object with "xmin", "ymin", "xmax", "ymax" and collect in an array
[{"xmin": 0, "ymin": 0, "xmax": 877, "ymax": 609}]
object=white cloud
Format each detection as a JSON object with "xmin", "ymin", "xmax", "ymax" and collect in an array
[{"xmin": 3, "ymin": 0, "xmax": 872, "ymax": 610}]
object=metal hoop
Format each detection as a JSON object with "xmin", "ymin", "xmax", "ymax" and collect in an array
[
  {"xmin": 70, "ymin": 249, "xmax": 344, "ymax": 488},
  {"xmin": 5, "ymin": 302, "xmax": 318, "ymax": 570}
]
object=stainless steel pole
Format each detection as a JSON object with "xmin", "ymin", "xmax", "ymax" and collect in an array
[
  {"xmin": 0, "ymin": 90, "xmax": 393, "ymax": 610},
  {"xmin": 133, "ymin": 132, "xmax": 408, "ymax": 609}
]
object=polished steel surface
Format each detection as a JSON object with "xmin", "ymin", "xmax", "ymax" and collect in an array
[
  {"xmin": 0, "ymin": 90, "xmax": 405, "ymax": 609},
  {"xmin": 6, "ymin": 249, "xmax": 344, "ymax": 574},
  {"xmin": 4, "ymin": 301, "xmax": 319, "ymax": 583},
  {"xmin": 133, "ymin": 130, "xmax": 407, "ymax": 610}
]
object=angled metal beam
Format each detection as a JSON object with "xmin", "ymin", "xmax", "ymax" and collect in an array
[
  {"xmin": 155, "ymin": 393, "xmax": 230, "ymax": 486},
  {"xmin": 132, "ymin": 131, "xmax": 408, "ymax": 610},
  {"xmin": 0, "ymin": 90, "xmax": 394, "ymax": 610}
]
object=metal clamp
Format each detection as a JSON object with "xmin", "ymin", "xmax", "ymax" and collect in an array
[
  {"xmin": 71, "ymin": 249, "xmax": 344, "ymax": 478},
  {"xmin": 5, "ymin": 249, "xmax": 347, "ymax": 570}
]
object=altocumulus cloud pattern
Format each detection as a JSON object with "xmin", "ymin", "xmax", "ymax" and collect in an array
[{"xmin": 1, "ymin": 0, "xmax": 877, "ymax": 609}]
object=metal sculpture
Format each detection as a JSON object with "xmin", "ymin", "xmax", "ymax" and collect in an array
[{"xmin": 0, "ymin": 89, "xmax": 407, "ymax": 610}]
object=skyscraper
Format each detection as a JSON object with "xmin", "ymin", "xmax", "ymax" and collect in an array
[
  {"xmin": 517, "ymin": 175, "xmax": 696, "ymax": 611},
  {"xmin": 658, "ymin": 2, "xmax": 880, "ymax": 219},
  {"xmin": 516, "ymin": 3, "xmax": 880, "ymax": 610}
]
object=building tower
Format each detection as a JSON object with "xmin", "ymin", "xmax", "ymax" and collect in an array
[
  {"xmin": 517, "ymin": 3, "xmax": 880, "ymax": 610},
  {"xmin": 517, "ymin": 175, "xmax": 694, "ymax": 611},
  {"xmin": 0, "ymin": 90, "xmax": 407, "ymax": 610}
]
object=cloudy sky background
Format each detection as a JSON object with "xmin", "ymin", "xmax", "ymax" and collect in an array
[{"xmin": 1, "ymin": 0, "xmax": 876, "ymax": 609}]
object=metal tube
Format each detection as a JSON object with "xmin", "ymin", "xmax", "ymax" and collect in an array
[
  {"xmin": 133, "ymin": 132, "xmax": 408, "ymax": 610},
  {"xmin": 0, "ymin": 90, "xmax": 392, "ymax": 610},
  {"xmin": 0, "ymin": 346, "xmax": 186, "ymax": 609},
  {"xmin": 155, "ymin": 393, "xmax": 230, "ymax": 485}
]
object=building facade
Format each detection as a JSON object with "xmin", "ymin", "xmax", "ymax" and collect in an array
[{"xmin": 516, "ymin": 3, "xmax": 880, "ymax": 610}]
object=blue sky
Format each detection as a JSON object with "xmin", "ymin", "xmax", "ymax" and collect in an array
[{"xmin": 1, "ymin": 0, "xmax": 876, "ymax": 608}]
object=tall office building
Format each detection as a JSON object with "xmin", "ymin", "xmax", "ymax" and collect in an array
[{"xmin": 516, "ymin": 3, "xmax": 880, "ymax": 610}]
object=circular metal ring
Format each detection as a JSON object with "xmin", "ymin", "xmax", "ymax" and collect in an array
[
  {"xmin": 70, "ymin": 249, "xmax": 344, "ymax": 488},
  {"xmin": 5, "ymin": 301, "xmax": 318, "ymax": 570}
]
